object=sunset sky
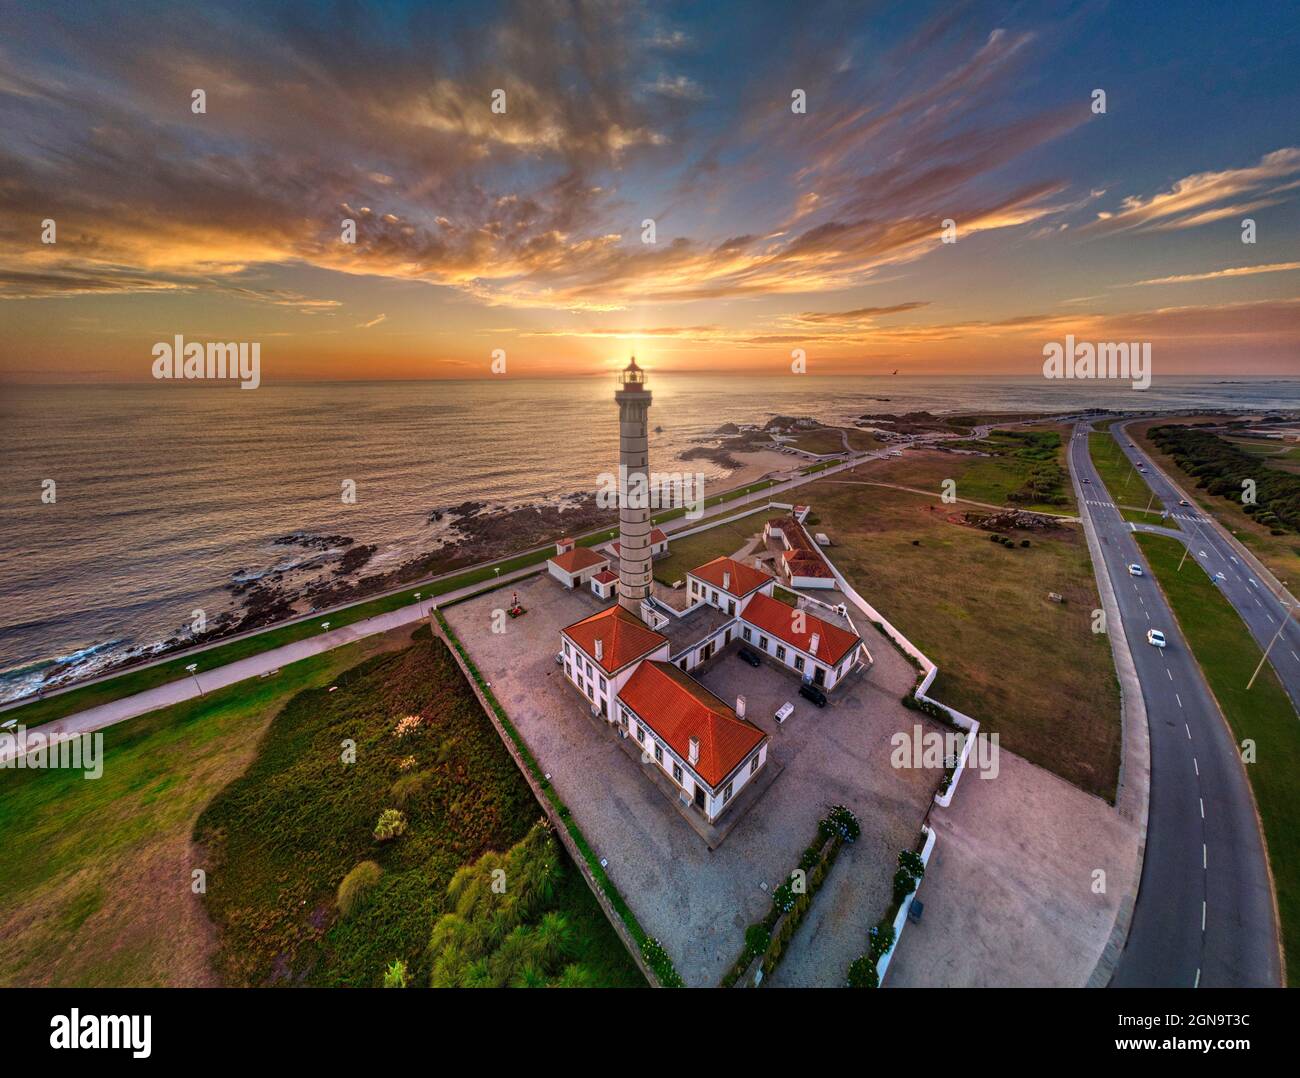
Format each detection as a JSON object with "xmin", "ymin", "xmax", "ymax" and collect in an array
[{"xmin": 1, "ymin": 0, "xmax": 1297, "ymax": 382}]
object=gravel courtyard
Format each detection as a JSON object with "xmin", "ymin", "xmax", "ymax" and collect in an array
[{"xmin": 443, "ymin": 571, "xmax": 942, "ymax": 987}]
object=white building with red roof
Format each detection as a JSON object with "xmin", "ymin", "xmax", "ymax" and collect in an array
[
  {"xmin": 738, "ymin": 590, "xmax": 866, "ymax": 692},
  {"xmin": 560, "ymin": 604, "xmax": 669, "ymax": 721},
  {"xmin": 618, "ymin": 661, "xmax": 768, "ymax": 823},
  {"xmin": 765, "ymin": 514, "xmax": 837, "ymax": 589},
  {"xmin": 686, "ymin": 555, "xmax": 774, "ymax": 616},
  {"xmin": 547, "ymin": 536, "xmax": 610, "ymax": 589}
]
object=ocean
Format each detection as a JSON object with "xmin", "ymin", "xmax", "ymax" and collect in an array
[{"xmin": 2, "ymin": 374, "xmax": 1297, "ymax": 702}]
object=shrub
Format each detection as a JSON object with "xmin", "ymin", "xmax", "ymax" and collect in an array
[
  {"xmin": 337, "ymin": 860, "xmax": 382, "ymax": 918},
  {"xmin": 771, "ymin": 881, "xmax": 796, "ymax": 915},
  {"xmin": 641, "ymin": 936, "xmax": 684, "ymax": 988},
  {"xmin": 1020, "ymin": 539, "xmax": 1030, "ymax": 548},
  {"xmin": 820, "ymin": 804, "xmax": 861, "ymax": 842},
  {"xmin": 847, "ymin": 955, "xmax": 879, "ymax": 988},
  {"xmin": 396, "ymin": 754, "xmax": 417, "ymax": 772},
  {"xmin": 373, "ymin": 808, "xmax": 408, "ymax": 841},
  {"xmin": 393, "ymin": 714, "xmax": 423, "ymax": 739},
  {"xmin": 899, "ymin": 849, "xmax": 926, "ymax": 879},
  {"xmin": 744, "ymin": 922, "xmax": 771, "ymax": 959},
  {"xmin": 893, "ymin": 867, "xmax": 918, "ymax": 906},
  {"xmin": 390, "ymin": 770, "xmax": 432, "ymax": 805},
  {"xmin": 382, "ymin": 958, "xmax": 408, "ymax": 988},
  {"xmin": 868, "ymin": 921, "xmax": 896, "ymax": 959}
]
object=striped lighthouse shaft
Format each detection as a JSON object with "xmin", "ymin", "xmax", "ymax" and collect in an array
[{"xmin": 614, "ymin": 382, "xmax": 652, "ymax": 613}]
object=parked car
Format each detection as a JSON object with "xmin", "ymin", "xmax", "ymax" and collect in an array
[
  {"xmin": 1128, "ymin": 563, "xmax": 1144, "ymax": 576},
  {"xmin": 775, "ymin": 701, "xmax": 795, "ymax": 725},
  {"xmin": 1178, "ymin": 499, "xmax": 1190, "ymax": 506},
  {"xmin": 798, "ymin": 683, "xmax": 828, "ymax": 708},
  {"xmin": 1146, "ymin": 629, "xmax": 1167, "ymax": 648},
  {"xmin": 737, "ymin": 647, "xmax": 762, "ymax": 667}
]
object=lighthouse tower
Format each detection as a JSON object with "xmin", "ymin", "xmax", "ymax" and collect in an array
[{"xmin": 614, "ymin": 356, "xmax": 652, "ymax": 614}]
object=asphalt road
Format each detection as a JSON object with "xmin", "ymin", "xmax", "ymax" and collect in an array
[
  {"xmin": 1110, "ymin": 419, "xmax": 1300, "ymax": 713},
  {"xmin": 1070, "ymin": 422, "xmax": 1279, "ymax": 987}
]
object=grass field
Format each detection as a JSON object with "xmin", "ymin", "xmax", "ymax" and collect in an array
[
  {"xmin": 799, "ymin": 470, "xmax": 1121, "ymax": 799},
  {"xmin": 1128, "ymin": 419, "xmax": 1300, "ymax": 589},
  {"xmin": 1136, "ymin": 533, "xmax": 1300, "ymax": 980},
  {"xmin": 194, "ymin": 627, "xmax": 641, "ymax": 987},
  {"xmin": 947, "ymin": 428, "xmax": 1073, "ymax": 513},
  {"xmin": 652, "ymin": 510, "xmax": 769, "ymax": 585},
  {"xmin": 0, "ymin": 626, "xmax": 416, "ymax": 986}
]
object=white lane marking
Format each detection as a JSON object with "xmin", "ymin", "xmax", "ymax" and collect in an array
[
  {"xmin": 1194, "ymin": 967, "xmax": 1201, "ymax": 988},
  {"xmin": 1186, "ymin": 723, "xmax": 1192, "ymax": 739},
  {"xmin": 1199, "ymin": 797, "xmax": 1205, "ymax": 818},
  {"xmin": 1166, "ymin": 668, "xmax": 1173, "ymax": 680},
  {"xmin": 1202, "ymin": 902, "xmax": 1207, "ymax": 932},
  {"xmin": 1193, "ymin": 756, "xmax": 1199, "ymax": 776},
  {"xmin": 1203, "ymin": 844, "xmax": 1207, "ymax": 870},
  {"xmin": 1145, "ymin": 610, "xmax": 1150, "ymax": 621},
  {"xmin": 1177, "ymin": 693, "xmax": 1183, "ymax": 709}
]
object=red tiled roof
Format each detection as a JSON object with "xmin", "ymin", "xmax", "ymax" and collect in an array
[
  {"xmin": 618, "ymin": 661, "xmax": 766, "ymax": 787},
  {"xmin": 562, "ymin": 604, "xmax": 667, "ymax": 673},
  {"xmin": 593, "ymin": 569, "xmax": 618, "ymax": 584},
  {"xmin": 550, "ymin": 546, "xmax": 609, "ymax": 574},
  {"xmin": 688, "ymin": 556, "xmax": 771, "ymax": 596},
  {"xmin": 740, "ymin": 591, "xmax": 860, "ymax": 666},
  {"xmin": 768, "ymin": 517, "xmax": 833, "ymax": 578}
]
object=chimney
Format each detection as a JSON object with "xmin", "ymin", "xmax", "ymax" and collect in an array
[
  {"xmin": 556, "ymin": 537, "xmax": 574, "ymax": 555},
  {"xmin": 595, "ymin": 638, "xmax": 604, "ymax": 662},
  {"xmin": 688, "ymin": 736, "xmax": 700, "ymax": 765},
  {"xmin": 723, "ymin": 570, "xmax": 732, "ymax": 591},
  {"xmin": 809, "ymin": 632, "xmax": 820, "ymax": 656},
  {"xmin": 735, "ymin": 695, "xmax": 746, "ymax": 719}
]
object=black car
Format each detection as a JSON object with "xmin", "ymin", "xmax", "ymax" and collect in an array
[
  {"xmin": 737, "ymin": 647, "xmax": 762, "ymax": 667},
  {"xmin": 799, "ymin": 683, "xmax": 828, "ymax": 708}
]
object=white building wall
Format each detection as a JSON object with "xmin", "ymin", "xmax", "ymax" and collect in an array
[
  {"xmin": 560, "ymin": 638, "xmax": 669, "ymax": 720},
  {"xmin": 737, "ymin": 621, "xmax": 857, "ymax": 691}
]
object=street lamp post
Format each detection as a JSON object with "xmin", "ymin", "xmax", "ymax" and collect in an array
[
  {"xmin": 1247, "ymin": 601, "xmax": 1296, "ymax": 691},
  {"xmin": 185, "ymin": 663, "xmax": 203, "ymax": 696}
]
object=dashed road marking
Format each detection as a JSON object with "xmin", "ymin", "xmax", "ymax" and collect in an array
[
  {"xmin": 1193, "ymin": 756, "xmax": 1199, "ymax": 776},
  {"xmin": 1199, "ymin": 797, "xmax": 1205, "ymax": 818},
  {"xmin": 1177, "ymin": 693, "xmax": 1183, "ymax": 709}
]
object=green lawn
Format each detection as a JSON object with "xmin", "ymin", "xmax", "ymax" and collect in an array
[
  {"xmin": 801, "ymin": 458, "xmax": 842, "ymax": 475},
  {"xmin": 950, "ymin": 429, "xmax": 1072, "ymax": 514},
  {"xmin": 800, "ymin": 470, "xmax": 1121, "ymax": 800},
  {"xmin": 0, "ymin": 626, "xmax": 415, "ymax": 986},
  {"xmin": 652, "ymin": 510, "xmax": 769, "ymax": 585},
  {"xmin": 1136, "ymin": 533, "xmax": 1300, "ymax": 981},
  {"xmin": 194, "ymin": 627, "xmax": 643, "ymax": 987}
]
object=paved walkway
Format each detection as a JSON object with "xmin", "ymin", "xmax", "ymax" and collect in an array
[{"xmin": 0, "ymin": 565, "xmax": 540, "ymax": 762}]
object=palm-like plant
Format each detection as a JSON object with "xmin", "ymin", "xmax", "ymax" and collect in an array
[
  {"xmin": 554, "ymin": 963, "xmax": 600, "ymax": 989},
  {"xmin": 533, "ymin": 910, "xmax": 574, "ymax": 968}
]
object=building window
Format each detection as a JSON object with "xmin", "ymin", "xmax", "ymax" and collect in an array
[
  {"xmin": 750, "ymin": 755, "xmax": 760, "ymax": 775},
  {"xmin": 672, "ymin": 762, "xmax": 682, "ymax": 783},
  {"xmin": 679, "ymin": 658, "xmax": 688, "ymax": 670},
  {"xmin": 654, "ymin": 742, "xmax": 663, "ymax": 764},
  {"xmin": 711, "ymin": 590, "xmax": 718, "ymax": 604},
  {"xmin": 723, "ymin": 782, "xmax": 734, "ymax": 803},
  {"xmin": 727, "ymin": 599, "xmax": 735, "ymax": 615},
  {"xmin": 794, "ymin": 655, "xmax": 805, "ymax": 672},
  {"xmin": 758, "ymin": 635, "xmax": 768, "ymax": 651},
  {"xmin": 742, "ymin": 627, "xmax": 752, "ymax": 642},
  {"xmin": 563, "ymin": 640, "xmax": 570, "ymax": 656},
  {"xmin": 636, "ymin": 724, "xmax": 645, "ymax": 742},
  {"xmin": 776, "ymin": 645, "xmax": 786, "ymax": 662},
  {"xmin": 599, "ymin": 675, "xmax": 606, "ymax": 691}
]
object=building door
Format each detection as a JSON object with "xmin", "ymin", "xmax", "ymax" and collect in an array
[
  {"xmin": 701, "ymin": 641, "xmax": 714, "ymax": 662},
  {"xmin": 693, "ymin": 783, "xmax": 706, "ymax": 810},
  {"xmin": 724, "ymin": 628, "xmax": 731, "ymax": 644},
  {"xmin": 813, "ymin": 665, "xmax": 826, "ymax": 686}
]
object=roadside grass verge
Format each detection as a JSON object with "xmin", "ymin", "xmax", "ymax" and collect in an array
[
  {"xmin": 0, "ymin": 627, "xmax": 413, "ymax": 986},
  {"xmin": 193, "ymin": 626, "xmax": 642, "ymax": 987},
  {"xmin": 1088, "ymin": 432, "xmax": 1141, "ymax": 504},
  {"xmin": 1136, "ymin": 532, "xmax": 1300, "ymax": 980},
  {"xmin": 1128, "ymin": 418, "xmax": 1300, "ymax": 589}
]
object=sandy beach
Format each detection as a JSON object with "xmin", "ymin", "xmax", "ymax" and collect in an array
[{"xmin": 705, "ymin": 448, "xmax": 798, "ymax": 495}]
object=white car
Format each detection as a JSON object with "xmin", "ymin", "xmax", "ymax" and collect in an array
[
  {"xmin": 1128, "ymin": 564, "xmax": 1144, "ymax": 577},
  {"xmin": 1146, "ymin": 629, "xmax": 1167, "ymax": 648},
  {"xmin": 1214, "ymin": 572, "xmax": 1226, "ymax": 582}
]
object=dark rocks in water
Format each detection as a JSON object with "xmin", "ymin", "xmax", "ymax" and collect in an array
[
  {"xmin": 442, "ymin": 500, "xmax": 488, "ymax": 519},
  {"xmin": 335, "ymin": 543, "xmax": 377, "ymax": 575},
  {"xmin": 714, "ymin": 422, "xmax": 740, "ymax": 435},
  {"xmin": 681, "ymin": 445, "xmax": 740, "ymax": 469},
  {"xmin": 654, "ymin": 425, "xmax": 663, "ymax": 433},
  {"xmin": 273, "ymin": 531, "xmax": 355, "ymax": 550},
  {"xmin": 427, "ymin": 510, "xmax": 443, "ymax": 523}
]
